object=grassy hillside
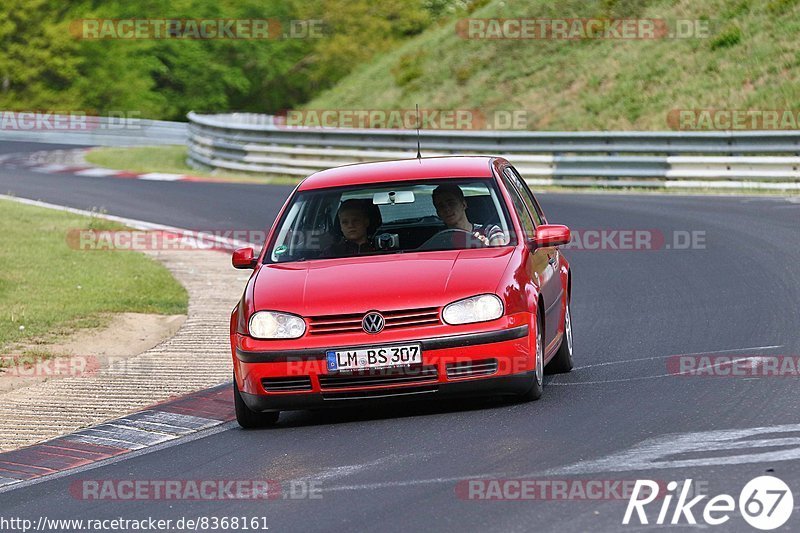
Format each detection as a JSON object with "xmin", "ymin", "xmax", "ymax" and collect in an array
[{"xmin": 306, "ymin": 0, "xmax": 800, "ymax": 130}]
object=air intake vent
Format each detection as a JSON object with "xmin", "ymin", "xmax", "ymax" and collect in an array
[
  {"xmin": 261, "ymin": 376, "xmax": 312, "ymax": 392},
  {"xmin": 322, "ymin": 385, "xmax": 438, "ymax": 401},
  {"xmin": 446, "ymin": 359, "xmax": 498, "ymax": 379},
  {"xmin": 319, "ymin": 365, "xmax": 438, "ymax": 390}
]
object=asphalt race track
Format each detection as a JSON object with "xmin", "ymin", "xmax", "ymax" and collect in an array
[{"xmin": 1, "ymin": 141, "xmax": 799, "ymax": 531}]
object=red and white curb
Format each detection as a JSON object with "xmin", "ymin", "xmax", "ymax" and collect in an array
[
  {"xmin": 0, "ymin": 383, "xmax": 234, "ymax": 491},
  {"xmin": 0, "ymin": 150, "xmax": 221, "ymax": 183}
]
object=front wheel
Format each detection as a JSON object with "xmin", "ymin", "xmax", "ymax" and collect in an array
[
  {"xmin": 547, "ymin": 300, "xmax": 573, "ymax": 374},
  {"xmin": 519, "ymin": 313, "xmax": 544, "ymax": 401},
  {"xmin": 234, "ymin": 377, "xmax": 279, "ymax": 428}
]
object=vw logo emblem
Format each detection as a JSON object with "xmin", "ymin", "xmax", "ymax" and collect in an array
[{"xmin": 362, "ymin": 312, "xmax": 385, "ymax": 334}]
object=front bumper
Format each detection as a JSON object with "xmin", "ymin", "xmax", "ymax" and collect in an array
[
  {"xmin": 233, "ymin": 324, "xmax": 534, "ymax": 412},
  {"xmin": 240, "ymin": 369, "xmax": 536, "ymax": 411}
]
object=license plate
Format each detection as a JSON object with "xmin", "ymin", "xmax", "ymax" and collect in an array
[{"xmin": 326, "ymin": 344, "xmax": 422, "ymax": 372}]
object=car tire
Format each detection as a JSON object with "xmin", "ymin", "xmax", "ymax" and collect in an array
[
  {"xmin": 519, "ymin": 312, "xmax": 544, "ymax": 401},
  {"xmin": 547, "ymin": 299, "xmax": 574, "ymax": 374},
  {"xmin": 234, "ymin": 377, "xmax": 280, "ymax": 428},
  {"xmin": 547, "ymin": 300, "xmax": 573, "ymax": 374}
]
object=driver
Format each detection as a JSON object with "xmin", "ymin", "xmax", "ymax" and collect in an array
[{"xmin": 432, "ymin": 184, "xmax": 506, "ymax": 246}]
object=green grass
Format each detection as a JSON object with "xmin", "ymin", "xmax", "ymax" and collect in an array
[
  {"xmin": 306, "ymin": 0, "xmax": 800, "ymax": 131},
  {"xmin": 85, "ymin": 145, "xmax": 298, "ymax": 185},
  {"xmin": 85, "ymin": 145, "xmax": 192, "ymax": 176},
  {"xmin": 0, "ymin": 199, "xmax": 188, "ymax": 350}
]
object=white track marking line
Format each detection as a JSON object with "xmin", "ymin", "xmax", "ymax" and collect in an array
[
  {"xmin": 266, "ymin": 435, "xmax": 800, "ymax": 495},
  {"xmin": 550, "ymin": 346, "xmax": 784, "ymax": 386},
  {"xmin": 138, "ymin": 172, "xmax": 186, "ymax": 181},
  {"xmin": 73, "ymin": 168, "xmax": 120, "ymax": 177},
  {"xmin": 544, "ymin": 423, "xmax": 800, "ymax": 475},
  {"xmin": 294, "ymin": 453, "xmax": 439, "ymax": 484},
  {"xmin": 314, "ymin": 473, "xmax": 507, "ymax": 494},
  {"xmin": 31, "ymin": 164, "xmax": 70, "ymax": 172},
  {"xmin": 0, "ymin": 194, "xmax": 257, "ymax": 249},
  {"xmin": 572, "ymin": 345, "xmax": 783, "ymax": 371},
  {"xmin": 549, "ymin": 356, "xmax": 776, "ymax": 386}
]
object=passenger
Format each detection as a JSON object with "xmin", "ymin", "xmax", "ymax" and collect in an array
[
  {"xmin": 432, "ymin": 184, "xmax": 506, "ymax": 246},
  {"xmin": 321, "ymin": 199, "xmax": 380, "ymax": 257}
]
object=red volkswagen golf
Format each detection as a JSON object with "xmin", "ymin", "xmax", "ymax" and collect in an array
[{"xmin": 230, "ymin": 156, "xmax": 573, "ymax": 427}]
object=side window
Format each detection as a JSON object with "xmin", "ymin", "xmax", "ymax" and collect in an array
[
  {"xmin": 499, "ymin": 169, "xmax": 536, "ymax": 238},
  {"xmin": 514, "ymin": 168, "xmax": 547, "ymax": 224},
  {"xmin": 505, "ymin": 167, "xmax": 543, "ymax": 226}
]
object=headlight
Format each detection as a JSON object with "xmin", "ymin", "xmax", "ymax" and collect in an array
[
  {"xmin": 249, "ymin": 311, "xmax": 306, "ymax": 339},
  {"xmin": 442, "ymin": 294, "xmax": 504, "ymax": 325}
]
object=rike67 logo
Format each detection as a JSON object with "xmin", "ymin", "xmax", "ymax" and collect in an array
[{"xmin": 624, "ymin": 476, "xmax": 793, "ymax": 530}]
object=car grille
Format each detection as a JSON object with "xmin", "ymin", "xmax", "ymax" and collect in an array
[
  {"xmin": 445, "ymin": 359, "xmax": 498, "ymax": 379},
  {"xmin": 307, "ymin": 307, "xmax": 440, "ymax": 335},
  {"xmin": 261, "ymin": 376, "xmax": 313, "ymax": 392},
  {"xmin": 318, "ymin": 365, "xmax": 438, "ymax": 390}
]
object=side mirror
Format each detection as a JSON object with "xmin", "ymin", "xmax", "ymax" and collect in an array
[
  {"xmin": 232, "ymin": 247, "xmax": 257, "ymax": 269},
  {"xmin": 529, "ymin": 224, "xmax": 571, "ymax": 249}
]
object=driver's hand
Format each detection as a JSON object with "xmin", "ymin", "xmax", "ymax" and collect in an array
[{"xmin": 472, "ymin": 231, "xmax": 491, "ymax": 246}]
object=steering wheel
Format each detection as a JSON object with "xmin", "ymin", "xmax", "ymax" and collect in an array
[{"xmin": 418, "ymin": 228, "xmax": 486, "ymax": 250}]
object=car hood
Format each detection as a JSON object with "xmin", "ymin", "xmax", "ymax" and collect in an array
[{"xmin": 252, "ymin": 248, "xmax": 514, "ymax": 316}]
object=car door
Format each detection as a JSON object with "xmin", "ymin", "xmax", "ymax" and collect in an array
[{"xmin": 502, "ymin": 166, "xmax": 562, "ymax": 348}]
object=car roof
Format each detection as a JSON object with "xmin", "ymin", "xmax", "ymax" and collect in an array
[{"xmin": 297, "ymin": 156, "xmax": 505, "ymax": 191}]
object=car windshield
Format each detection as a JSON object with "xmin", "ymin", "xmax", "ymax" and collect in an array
[{"xmin": 266, "ymin": 178, "xmax": 516, "ymax": 263}]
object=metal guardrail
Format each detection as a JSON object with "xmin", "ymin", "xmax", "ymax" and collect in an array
[
  {"xmin": 0, "ymin": 115, "xmax": 187, "ymax": 146},
  {"xmin": 3, "ymin": 111, "xmax": 798, "ymax": 189},
  {"xmin": 186, "ymin": 112, "xmax": 800, "ymax": 189}
]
